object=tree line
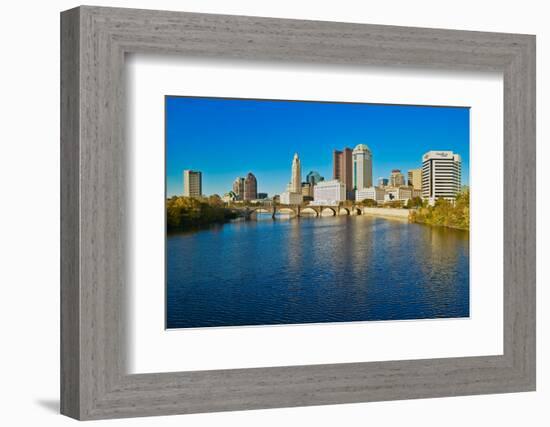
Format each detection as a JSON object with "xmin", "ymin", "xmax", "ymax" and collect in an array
[
  {"xmin": 166, "ymin": 195, "xmax": 238, "ymax": 231},
  {"xmin": 409, "ymin": 189, "xmax": 469, "ymax": 230}
]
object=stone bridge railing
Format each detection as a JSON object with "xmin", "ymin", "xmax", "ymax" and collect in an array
[{"xmin": 230, "ymin": 204, "xmax": 409, "ymax": 219}]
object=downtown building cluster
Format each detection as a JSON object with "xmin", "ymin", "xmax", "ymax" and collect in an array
[
  {"xmin": 230, "ymin": 173, "xmax": 260, "ymax": 202},
  {"xmin": 277, "ymin": 145, "xmax": 462, "ymax": 206},
  {"xmin": 183, "ymin": 147, "xmax": 462, "ymax": 207}
]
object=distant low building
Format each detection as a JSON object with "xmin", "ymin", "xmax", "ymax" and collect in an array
[
  {"xmin": 389, "ymin": 169, "xmax": 406, "ymax": 187},
  {"xmin": 356, "ymin": 186, "xmax": 385, "ymax": 203},
  {"xmin": 301, "ymin": 182, "xmax": 313, "ymax": 197},
  {"xmin": 257, "ymin": 192, "xmax": 268, "ymax": 199},
  {"xmin": 222, "ymin": 191, "xmax": 237, "ymax": 203},
  {"xmin": 385, "ymin": 186, "xmax": 413, "ymax": 203},
  {"xmin": 313, "ymin": 179, "xmax": 346, "ymax": 205},
  {"xmin": 280, "ymin": 191, "xmax": 303, "ymax": 205},
  {"xmin": 302, "ymin": 182, "xmax": 314, "ymax": 202},
  {"xmin": 377, "ymin": 177, "xmax": 389, "ymax": 188},
  {"xmin": 412, "ymin": 188, "xmax": 422, "ymax": 198},
  {"xmin": 306, "ymin": 170, "xmax": 324, "ymax": 186},
  {"xmin": 250, "ymin": 198, "xmax": 273, "ymax": 206}
]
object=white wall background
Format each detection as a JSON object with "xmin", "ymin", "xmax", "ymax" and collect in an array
[{"xmin": 0, "ymin": 1, "xmax": 546, "ymax": 425}]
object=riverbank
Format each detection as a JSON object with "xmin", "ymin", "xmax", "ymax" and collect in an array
[
  {"xmin": 166, "ymin": 196, "xmax": 238, "ymax": 231},
  {"xmin": 359, "ymin": 207, "xmax": 410, "ymax": 220},
  {"xmin": 409, "ymin": 190, "xmax": 470, "ymax": 231}
]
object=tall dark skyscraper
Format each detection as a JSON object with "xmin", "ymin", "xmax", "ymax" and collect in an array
[
  {"xmin": 243, "ymin": 172, "xmax": 258, "ymax": 201},
  {"xmin": 333, "ymin": 147, "xmax": 353, "ymax": 199}
]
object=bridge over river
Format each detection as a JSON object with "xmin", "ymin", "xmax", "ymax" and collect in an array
[{"xmin": 229, "ymin": 204, "xmax": 411, "ymax": 220}]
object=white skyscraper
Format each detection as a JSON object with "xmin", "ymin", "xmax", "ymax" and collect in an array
[
  {"xmin": 421, "ymin": 151, "xmax": 462, "ymax": 202},
  {"xmin": 352, "ymin": 144, "xmax": 373, "ymax": 191},
  {"xmin": 290, "ymin": 152, "xmax": 301, "ymax": 193},
  {"xmin": 281, "ymin": 153, "xmax": 304, "ymax": 205}
]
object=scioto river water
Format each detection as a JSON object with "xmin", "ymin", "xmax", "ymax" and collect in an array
[{"xmin": 166, "ymin": 214, "xmax": 469, "ymax": 329}]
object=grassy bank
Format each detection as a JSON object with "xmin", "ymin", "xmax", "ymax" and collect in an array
[
  {"xmin": 409, "ymin": 190, "xmax": 469, "ymax": 231},
  {"xmin": 166, "ymin": 196, "xmax": 238, "ymax": 231}
]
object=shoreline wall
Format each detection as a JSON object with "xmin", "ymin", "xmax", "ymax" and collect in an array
[{"xmin": 360, "ymin": 207, "xmax": 410, "ymax": 220}]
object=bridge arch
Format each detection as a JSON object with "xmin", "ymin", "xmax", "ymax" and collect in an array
[
  {"xmin": 301, "ymin": 207, "xmax": 319, "ymax": 217},
  {"xmin": 320, "ymin": 207, "xmax": 337, "ymax": 216},
  {"xmin": 338, "ymin": 207, "xmax": 350, "ymax": 216},
  {"xmin": 277, "ymin": 207, "xmax": 298, "ymax": 217}
]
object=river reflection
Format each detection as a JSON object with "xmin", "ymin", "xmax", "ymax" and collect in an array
[{"xmin": 166, "ymin": 215, "xmax": 469, "ymax": 328}]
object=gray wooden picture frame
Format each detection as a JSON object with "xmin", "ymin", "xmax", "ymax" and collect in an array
[{"xmin": 60, "ymin": 5, "xmax": 536, "ymax": 420}]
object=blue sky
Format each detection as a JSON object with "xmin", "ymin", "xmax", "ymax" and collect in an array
[{"xmin": 166, "ymin": 96, "xmax": 469, "ymax": 197}]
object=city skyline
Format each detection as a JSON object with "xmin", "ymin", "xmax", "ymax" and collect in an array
[{"xmin": 166, "ymin": 96, "xmax": 470, "ymax": 197}]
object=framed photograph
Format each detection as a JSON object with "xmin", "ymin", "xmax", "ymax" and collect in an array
[
  {"xmin": 164, "ymin": 96, "xmax": 470, "ymax": 330},
  {"xmin": 61, "ymin": 6, "xmax": 536, "ymax": 420}
]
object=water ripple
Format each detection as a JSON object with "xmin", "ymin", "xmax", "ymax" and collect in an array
[{"xmin": 167, "ymin": 216, "xmax": 469, "ymax": 328}]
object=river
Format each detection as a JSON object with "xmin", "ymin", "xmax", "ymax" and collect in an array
[{"xmin": 166, "ymin": 214, "xmax": 469, "ymax": 328}]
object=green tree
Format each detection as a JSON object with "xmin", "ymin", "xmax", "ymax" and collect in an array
[
  {"xmin": 384, "ymin": 200, "xmax": 403, "ymax": 208},
  {"xmin": 405, "ymin": 196, "xmax": 423, "ymax": 209},
  {"xmin": 208, "ymin": 194, "xmax": 223, "ymax": 207},
  {"xmin": 360, "ymin": 198, "xmax": 378, "ymax": 207},
  {"xmin": 410, "ymin": 189, "xmax": 469, "ymax": 230},
  {"xmin": 166, "ymin": 196, "xmax": 238, "ymax": 231}
]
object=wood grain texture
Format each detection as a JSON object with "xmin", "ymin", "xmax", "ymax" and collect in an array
[
  {"xmin": 60, "ymin": 7, "xmax": 80, "ymax": 419},
  {"xmin": 60, "ymin": 6, "xmax": 536, "ymax": 420}
]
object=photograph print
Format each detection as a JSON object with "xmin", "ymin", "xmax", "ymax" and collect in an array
[{"xmin": 165, "ymin": 96, "xmax": 470, "ymax": 329}]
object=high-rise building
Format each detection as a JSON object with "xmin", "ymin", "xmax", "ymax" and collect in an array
[
  {"xmin": 408, "ymin": 168, "xmax": 422, "ymax": 190},
  {"xmin": 352, "ymin": 144, "xmax": 373, "ymax": 191},
  {"xmin": 421, "ymin": 151, "xmax": 462, "ymax": 201},
  {"xmin": 389, "ymin": 169, "xmax": 406, "ymax": 187},
  {"xmin": 243, "ymin": 172, "xmax": 258, "ymax": 201},
  {"xmin": 290, "ymin": 153, "xmax": 301, "ymax": 193},
  {"xmin": 333, "ymin": 148, "xmax": 353, "ymax": 198},
  {"xmin": 306, "ymin": 170, "xmax": 324, "ymax": 186},
  {"xmin": 232, "ymin": 177, "xmax": 245, "ymax": 200},
  {"xmin": 183, "ymin": 170, "xmax": 202, "ymax": 197},
  {"xmin": 377, "ymin": 177, "xmax": 389, "ymax": 188},
  {"xmin": 281, "ymin": 153, "xmax": 303, "ymax": 205}
]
